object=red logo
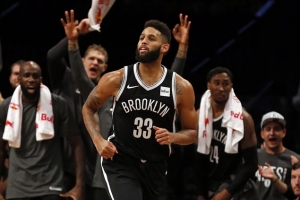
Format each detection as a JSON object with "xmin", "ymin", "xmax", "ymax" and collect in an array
[
  {"xmin": 202, "ymin": 117, "xmax": 209, "ymax": 138},
  {"xmin": 5, "ymin": 120, "xmax": 13, "ymax": 127},
  {"xmin": 41, "ymin": 114, "xmax": 54, "ymax": 122},
  {"xmin": 231, "ymin": 111, "xmax": 243, "ymax": 120}
]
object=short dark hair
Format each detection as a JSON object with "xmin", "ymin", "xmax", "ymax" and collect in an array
[
  {"xmin": 292, "ymin": 161, "xmax": 300, "ymax": 170},
  {"xmin": 144, "ymin": 20, "xmax": 171, "ymax": 44},
  {"xmin": 206, "ymin": 66, "xmax": 233, "ymax": 82},
  {"xmin": 10, "ymin": 60, "xmax": 26, "ymax": 73}
]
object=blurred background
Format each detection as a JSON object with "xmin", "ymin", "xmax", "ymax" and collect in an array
[{"xmin": 0, "ymin": 0, "xmax": 299, "ymax": 199}]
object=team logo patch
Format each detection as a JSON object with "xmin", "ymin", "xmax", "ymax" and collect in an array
[{"xmin": 160, "ymin": 86, "xmax": 170, "ymax": 97}]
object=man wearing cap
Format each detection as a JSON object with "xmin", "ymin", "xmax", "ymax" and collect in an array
[{"xmin": 256, "ymin": 111, "xmax": 300, "ymax": 200}]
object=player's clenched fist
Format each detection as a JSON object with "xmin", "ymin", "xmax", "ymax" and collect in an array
[{"xmin": 153, "ymin": 126, "xmax": 174, "ymax": 145}]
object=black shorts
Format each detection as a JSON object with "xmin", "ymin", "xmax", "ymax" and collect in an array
[{"xmin": 101, "ymin": 148, "xmax": 168, "ymax": 200}]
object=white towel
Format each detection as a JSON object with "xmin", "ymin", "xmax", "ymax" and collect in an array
[
  {"xmin": 88, "ymin": 0, "xmax": 116, "ymax": 32},
  {"xmin": 3, "ymin": 85, "xmax": 54, "ymax": 148},
  {"xmin": 197, "ymin": 89, "xmax": 244, "ymax": 154}
]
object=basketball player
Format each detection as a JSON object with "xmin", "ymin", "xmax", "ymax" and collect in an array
[
  {"xmin": 57, "ymin": 10, "xmax": 191, "ymax": 200},
  {"xmin": 195, "ymin": 67, "xmax": 258, "ymax": 200},
  {"xmin": 82, "ymin": 19, "xmax": 197, "ymax": 200}
]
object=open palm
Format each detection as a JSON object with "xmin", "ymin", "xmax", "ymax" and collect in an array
[
  {"xmin": 61, "ymin": 10, "xmax": 79, "ymax": 41},
  {"xmin": 258, "ymin": 162, "xmax": 275, "ymax": 179}
]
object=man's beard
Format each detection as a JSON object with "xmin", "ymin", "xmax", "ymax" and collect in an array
[
  {"xmin": 135, "ymin": 46, "xmax": 161, "ymax": 63},
  {"xmin": 21, "ymin": 85, "xmax": 40, "ymax": 100}
]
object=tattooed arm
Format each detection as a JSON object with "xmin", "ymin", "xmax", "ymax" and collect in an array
[
  {"xmin": 82, "ymin": 69, "xmax": 123, "ymax": 159},
  {"xmin": 154, "ymin": 75, "xmax": 197, "ymax": 146}
]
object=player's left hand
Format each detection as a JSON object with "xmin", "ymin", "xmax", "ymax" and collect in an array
[
  {"xmin": 153, "ymin": 126, "xmax": 174, "ymax": 145},
  {"xmin": 211, "ymin": 189, "xmax": 231, "ymax": 200},
  {"xmin": 60, "ymin": 184, "xmax": 83, "ymax": 200}
]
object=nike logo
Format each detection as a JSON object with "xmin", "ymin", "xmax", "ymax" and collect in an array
[
  {"xmin": 75, "ymin": 88, "xmax": 81, "ymax": 94},
  {"xmin": 127, "ymin": 85, "xmax": 139, "ymax": 89}
]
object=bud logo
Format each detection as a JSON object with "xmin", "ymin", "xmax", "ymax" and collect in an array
[
  {"xmin": 231, "ymin": 111, "xmax": 243, "ymax": 120},
  {"xmin": 160, "ymin": 86, "xmax": 170, "ymax": 97},
  {"xmin": 41, "ymin": 114, "xmax": 54, "ymax": 122}
]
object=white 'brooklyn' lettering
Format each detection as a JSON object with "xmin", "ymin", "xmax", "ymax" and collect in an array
[
  {"xmin": 121, "ymin": 98, "xmax": 170, "ymax": 117},
  {"xmin": 212, "ymin": 129, "xmax": 227, "ymax": 145}
]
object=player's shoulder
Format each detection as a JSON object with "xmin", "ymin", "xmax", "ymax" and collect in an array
[
  {"xmin": 175, "ymin": 73, "xmax": 194, "ymax": 90},
  {"xmin": 101, "ymin": 68, "xmax": 125, "ymax": 83}
]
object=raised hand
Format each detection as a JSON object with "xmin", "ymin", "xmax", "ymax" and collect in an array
[
  {"xmin": 61, "ymin": 10, "xmax": 79, "ymax": 42},
  {"xmin": 173, "ymin": 13, "xmax": 191, "ymax": 45},
  {"xmin": 258, "ymin": 162, "xmax": 276, "ymax": 180}
]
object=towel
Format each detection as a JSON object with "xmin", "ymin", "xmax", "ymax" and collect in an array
[
  {"xmin": 197, "ymin": 89, "xmax": 244, "ymax": 154},
  {"xmin": 3, "ymin": 85, "xmax": 54, "ymax": 148},
  {"xmin": 88, "ymin": 0, "xmax": 116, "ymax": 32}
]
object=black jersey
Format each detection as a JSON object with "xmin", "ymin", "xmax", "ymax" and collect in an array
[
  {"xmin": 208, "ymin": 115, "xmax": 243, "ymax": 192},
  {"xmin": 111, "ymin": 63, "xmax": 177, "ymax": 161}
]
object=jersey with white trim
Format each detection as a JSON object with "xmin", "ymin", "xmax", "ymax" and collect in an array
[{"xmin": 112, "ymin": 63, "xmax": 177, "ymax": 161}]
